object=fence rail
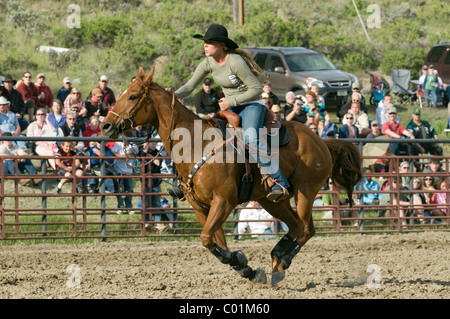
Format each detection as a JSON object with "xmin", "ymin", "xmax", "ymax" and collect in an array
[{"xmin": 0, "ymin": 136, "xmax": 448, "ymax": 242}]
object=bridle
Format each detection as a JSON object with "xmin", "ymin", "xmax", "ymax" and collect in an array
[{"xmin": 108, "ymin": 86, "xmax": 176, "ymax": 170}]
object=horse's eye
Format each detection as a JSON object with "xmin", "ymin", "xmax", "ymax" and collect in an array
[{"xmin": 129, "ymin": 95, "xmax": 137, "ymax": 101}]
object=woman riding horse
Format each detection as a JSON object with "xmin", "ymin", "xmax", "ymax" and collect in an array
[{"xmin": 171, "ymin": 24, "xmax": 291, "ymax": 203}]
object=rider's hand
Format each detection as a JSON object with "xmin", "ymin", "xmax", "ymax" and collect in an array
[
  {"xmin": 165, "ymin": 87, "xmax": 175, "ymax": 94},
  {"xmin": 218, "ymin": 98, "xmax": 230, "ymax": 111}
]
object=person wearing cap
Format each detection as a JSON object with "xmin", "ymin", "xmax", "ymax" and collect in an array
[
  {"xmin": 0, "ymin": 75, "xmax": 28, "ymax": 131},
  {"xmin": 305, "ymin": 110, "xmax": 318, "ymax": 126},
  {"xmin": 339, "ymin": 82, "xmax": 366, "ymax": 115},
  {"xmin": 85, "ymin": 87, "xmax": 107, "ymax": 118},
  {"xmin": 381, "ymin": 106, "xmax": 415, "ymax": 156},
  {"xmin": 422, "ymin": 65, "xmax": 438, "ymax": 107},
  {"xmin": 193, "ymin": 77, "xmax": 220, "ymax": 119},
  {"xmin": 271, "ymin": 104, "xmax": 283, "ymax": 121},
  {"xmin": 261, "ymin": 92, "xmax": 271, "ymax": 108},
  {"xmin": 173, "ymin": 23, "xmax": 291, "ymax": 202},
  {"xmin": 419, "ymin": 65, "xmax": 428, "ymax": 85},
  {"xmin": 56, "ymin": 77, "xmax": 72, "ymax": 104},
  {"xmin": 284, "ymin": 91, "xmax": 307, "ymax": 123},
  {"xmin": 16, "ymin": 71, "xmax": 44, "ymax": 123},
  {"xmin": 95, "ymin": 75, "xmax": 116, "ymax": 108},
  {"xmin": 406, "ymin": 108, "xmax": 442, "ymax": 156},
  {"xmin": 34, "ymin": 73, "xmax": 53, "ymax": 110},
  {"xmin": 366, "ymin": 120, "xmax": 383, "ymax": 139},
  {"xmin": 0, "ymin": 132, "xmax": 40, "ymax": 186},
  {"xmin": 0, "ymin": 97, "xmax": 28, "ymax": 149}
]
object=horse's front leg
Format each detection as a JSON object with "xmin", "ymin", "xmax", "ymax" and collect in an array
[{"xmin": 202, "ymin": 196, "xmax": 267, "ymax": 284}]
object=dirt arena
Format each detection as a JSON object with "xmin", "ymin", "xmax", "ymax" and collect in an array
[{"xmin": 0, "ymin": 231, "xmax": 448, "ymax": 299}]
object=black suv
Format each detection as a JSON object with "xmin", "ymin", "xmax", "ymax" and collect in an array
[
  {"xmin": 424, "ymin": 41, "xmax": 450, "ymax": 84},
  {"xmin": 246, "ymin": 47, "xmax": 358, "ymax": 106}
]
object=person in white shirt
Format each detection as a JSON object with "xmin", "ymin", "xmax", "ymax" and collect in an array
[
  {"xmin": 376, "ymin": 94, "xmax": 399, "ymax": 125},
  {"xmin": 238, "ymin": 201, "xmax": 275, "ymax": 238}
]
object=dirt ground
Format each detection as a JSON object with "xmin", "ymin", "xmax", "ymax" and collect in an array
[{"xmin": 0, "ymin": 231, "xmax": 449, "ymax": 299}]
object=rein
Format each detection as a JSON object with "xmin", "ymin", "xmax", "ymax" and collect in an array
[{"xmin": 110, "ymin": 88, "xmax": 176, "ymax": 170}]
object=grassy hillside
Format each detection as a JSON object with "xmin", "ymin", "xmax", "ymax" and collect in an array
[{"xmin": 0, "ymin": 0, "xmax": 448, "ymax": 114}]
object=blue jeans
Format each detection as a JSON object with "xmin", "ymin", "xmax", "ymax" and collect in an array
[
  {"xmin": 116, "ymin": 176, "xmax": 133, "ymax": 208},
  {"xmin": 425, "ymin": 88, "xmax": 437, "ymax": 107},
  {"xmin": 3, "ymin": 159, "xmax": 37, "ymax": 175},
  {"xmin": 232, "ymin": 103, "xmax": 290, "ymax": 189}
]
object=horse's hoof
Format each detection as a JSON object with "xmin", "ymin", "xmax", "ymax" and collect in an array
[
  {"xmin": 271, "ymin": 272, "xmax": 285, "ymax": 286},
  {"xmin": 251, "ymin": 269, "xmax": 267, "ymax": 284}
]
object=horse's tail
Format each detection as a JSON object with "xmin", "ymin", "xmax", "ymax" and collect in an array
[{"xmin": 324, "ymin": 139, "xmax": 362, "ymax": 207}]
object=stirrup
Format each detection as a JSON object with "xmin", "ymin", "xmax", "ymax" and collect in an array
[{"xmin": 266, "ymin": 186, "xmax": 291, "ymax": 203}]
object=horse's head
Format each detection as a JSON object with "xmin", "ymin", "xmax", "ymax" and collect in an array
[{"xmin": 100, "ymin": 66, "xmax": 158, "ymax": 139}]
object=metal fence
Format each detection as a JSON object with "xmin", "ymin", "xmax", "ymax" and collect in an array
[{"xmin": 0, "ymin": 136, "xmax": 448, "ymax": 242}]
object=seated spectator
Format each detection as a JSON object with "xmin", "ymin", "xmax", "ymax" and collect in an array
[
  {"xmin": 16, "ymin": 71, "xmax": 43, "ymax": 123},
  {"xmin": 26, "ymin": 108, "xmax": 60, "ymax": 170},
  {"xmin": 423, "ymin": 158, "xmax": 445, "ymax": 185},
  {"xmin": 85, "ymin": 140, "xmax": 116, "ymax": 194},
  {"xmin": 366, "ymin": 120, "xmax": 383, "ymax": 139},
  {"xmin": 58, "ymin": 111, "xmax": 85, "ymax": 152},
  {"xmin": 422, "ymin": 175, "xmax": 436, "ymax": 207},
  {"xmin": 342, "ymin": 82, "xmax": 367, "ymax": 110},
  {"xmin": 429, "ymin": 177, "xmax": 450, "ymax": 225},
  {"xmin": 0, "ymin": 97, "xmax": 27, "ymax": 149},
  {"xmin": 69, "ymin": 104, "xmax": 87, "ymax": 132},
  {"xmin": 0, "ymin": 75, "xmax": 28, "ymax": 131},
  {"xmin": 63, "ymin": 87, "xmax": 86, "ymax": 116},
  {"xmin": 381, "ymin": 106, "xmax": 415, "ymax": 156},
  {"xmin": 82, "ymin": 115, "xmax": 101, "ymax": 149},
  {"xmin": 238, "ymin": 201, "xmax": 276, "ymax": 239},
  {"xmin": 339, "ymin": 112, "xmax": 360, "ymax": 139},
  {"xmin": 380, "ymin": 177, "xmax": 410, "ymax": 226},
  {"xmin": 365, "ymin": 120, "xmax": 389, "ymax": 173},
  {"xmin": 0, "ymin": 132, "xmax": 40, "ymax": 186},
  {"xmin": 406, "ymin": 108, "xmax": 442, "ymax": 156},
  {"xmin": 34, "ymin": 73, "xmax": 53, "ymax": 110},
  {"xmin": 322, "ymin": 178, "xmax": 356, "ymax": 227},
  {"xmin": 284, "ymin": 91, "xmax": 306, "ymax": 123},
  {"xmin": 410, "ymin": 178, "xmax": 427, "ymax": 224},
  {"xmin": 349, "ymin": 102, "xmax": 370, "ymax": 137},
  {"xmin": 356, "ymin": 167, "xmax": 384, "ymax": 217},
  {"xmin": 308, "ymin": 122, "xmax": 318, "ymax": 134},
  {"xmin": 96, "ymin": 75, "xmax": 116, "ymax": 109},
  {"xmin": 305, "ymin": 110, "xmax": 318, "ymax": 126},
  {"xmin": 262, "ymin": 92, "xmax": 271, "ymax": 109},
  {"xmin": 375, "ymin": 93, "xmax": 393, "ymax": 126},
  {"xmin": 47, "ymin": 100, "xmax": 66, "ymax": 130},
  {"xmin": 192, "ymin": 77, "xmax": 220, "ymax": 119},
  {"xmin": 85, "ymin": 88, "xmax": 107, "ymax": 119},
  {"xmin": 271, "ymin": 104, "xmax": 283, "ymax": 122},
  {"xmin": 399, "ymin": 161, "xmax": 412, "ymax": 189},
  {"xmin": 338, "ymin": 89, "xmax": 367, "ymax": 122},
  {"xmin": 262, "ymin": 80, "xmax": 279, "ymax": 107},
  {"xmin": 53, "ymin": 140, "xmax": 84, "ymax": 194},
  {"xmin": 56, "ymin": 77, "xmax": 72, "ymax": 104}
]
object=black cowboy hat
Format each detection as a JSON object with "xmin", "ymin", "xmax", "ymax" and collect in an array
[
  {"xmin": 3, "ymin": 75, "xmax": 17, "ymax": 85},
  {"xmin": 193, "ymin": 24, "xmax": 238, "ymax": 49}
]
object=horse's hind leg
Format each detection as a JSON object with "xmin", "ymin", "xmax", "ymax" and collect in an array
[{"xmin": 258, "ymin": 197, "xmax": 303, "ymax": 285}]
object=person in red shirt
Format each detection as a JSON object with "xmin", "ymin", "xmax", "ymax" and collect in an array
[
  {"xmin": 16, "ymin": 71, "xmax": 44, "ymax": 123},
  {"xmin": 82, "ymin": 115, "xmax": 101, "ymax": 148},
  {"xmin": 34, "ymin": 73, "xmax": 53, "ymax": 111},
  {"xmin": 381, "ymin": 106, "xmax": 415, "ymax": 155}
]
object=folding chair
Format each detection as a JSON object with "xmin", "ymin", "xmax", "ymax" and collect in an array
[{"xmin": 391, "ymin": 69, "xmax": 417, "ymax": 104}]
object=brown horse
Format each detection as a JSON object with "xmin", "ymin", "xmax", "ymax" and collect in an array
[{"xmin": 100, "ymin": 67, "xmax": 362, "ymax": 285}]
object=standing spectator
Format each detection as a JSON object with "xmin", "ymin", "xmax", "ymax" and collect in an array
[
  {"xmin": 16, "ymin": 71, "xmax": 42, "ymax": 123},
  {"xmin": 193, "ymin": 77, "xmax": 220, "ymax": 119},
  {"xmin": 301, "ymin": 90, "xmax": 329, "ymax": 124},
  {"xmin": 0, "ymin": 132, "xmax": 40, "ymax": 186},
  {"xmin": 310, "ymin": 83, "xmax": 325, "ymax": 107},
  {"xmin": 56, "ymin": 77, "xmax": 72, "ymax": 105},
  {"xmin": 86, "ymin": 140, "xmax": 117, "ymax": 194},
  {"xmin": 53, "ymin": 140, "xmax": 84, "ymax": 194},
  {"xmin": 34, "ymin": 73, "xmax": 53, "ymax": 110},
  {"xmin": 262, "ymin": 80, "xmax": 279, "ymax": 107},
  {"xmin": 63, "ymin": 87, "xmax": 86, "ymax": 115},
  {"xmin": 85, "ymin": 88, "xmax": 106, "ymax": 118},
  {"xmin": 47, "ymin": 100, "xmax": 66, "ymax": 130},
  {"xmin": 26, "ymin": 108, "xmax": 60, "ymax": 171},
  {"xmin": 284, "ymin": 92, "xmax": 306, "ymax": 123},
  {"xmin": 0, "ymin": 97, "xmax": 27, "ymax": 149},
  {"xmin": 422, "ymin": 65, "xmax": 438, "ymax": 108},
  {"xmin": 381, "ymin": 106, "xmax": 415, "ymax": 156},
  {"xmin": 406, "ymin": 108, "xmax": 443, "ymax": 156},
  {"xmin": 338, "ymin": 113, "xmax": 360, "ymax": 139},
  {"xmin": 0, "ymin": 75, "xmax": 28, "ymax": 131},
  {"xmin": 111, "ymin": 142, "xmax": 137, "ymax": 214},
  {"xmin": 96, "ymin": 75, "xmax": 116, "ymax": 108}
]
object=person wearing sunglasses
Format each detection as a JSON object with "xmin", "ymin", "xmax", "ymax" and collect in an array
[{"xmin": 338, "ymin": 112, "xmax": 360, "ymax": 139}]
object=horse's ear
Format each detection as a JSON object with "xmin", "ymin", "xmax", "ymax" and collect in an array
[
  {"xmin": 144, "ymin": 65, "xmax": 156, "ymax": 84},
  {"xmin": 137, "ymin": 67, "xmax": 146, "ymax": 81}
]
